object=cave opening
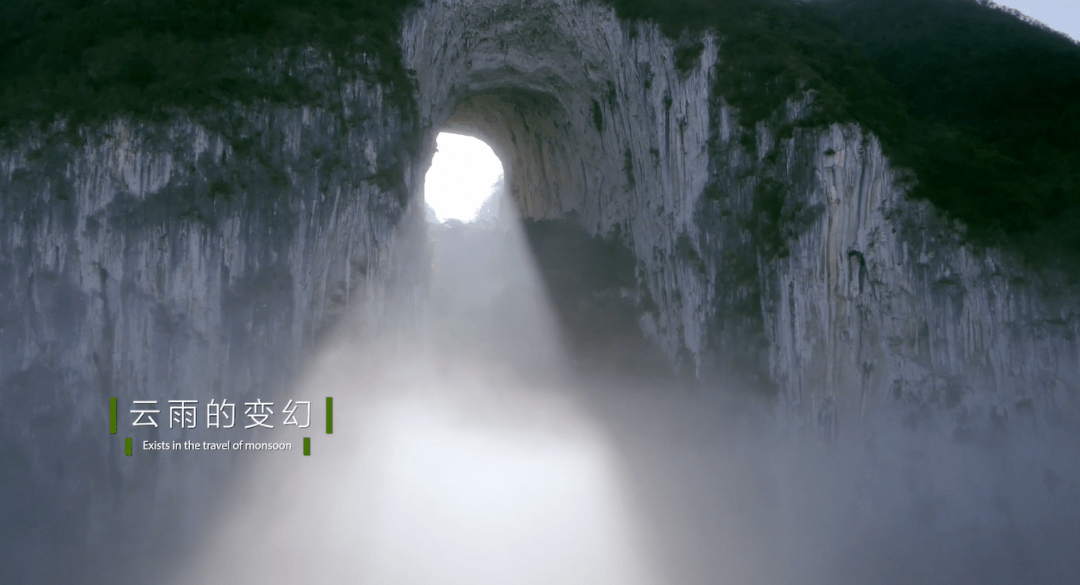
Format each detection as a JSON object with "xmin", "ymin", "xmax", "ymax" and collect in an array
[
  {"xmin": 423, "ymin": 132, "xmax": 505, "ymax": 225},
  {"xmin": 424, "ymin": 88, "xmax": 686, "ymax": 392},
  {"xmin": 334, "ymin": 123, "xmax": 659, "ymax": 585},
  {"xmin": 420, "ymin": 124, "xmax": 563, "ymax": 379}
]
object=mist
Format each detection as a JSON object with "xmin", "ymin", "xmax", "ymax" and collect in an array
[{"xmin": 168, "ymin": 185, "xmax": 1080, "ymax": 585}]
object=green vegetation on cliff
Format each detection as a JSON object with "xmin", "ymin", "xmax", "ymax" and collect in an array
[
  {"xmin": 0, "ymin": 0, "xmax": 418, "ymax": 131},
  {"xmin": 828, "ymin": 0, "xmax": 1080, "ymax": 265},
  {"xmin": 2, "ymin": 0, "xmax": 1077, "ymax": 267},
  {"xmin": 605, "ymin": 0, "xmax": 1080, "ymax": 268}
]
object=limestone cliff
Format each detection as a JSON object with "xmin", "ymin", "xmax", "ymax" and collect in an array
[
  {"xmin": 756, "ymin": 124, "xmax": 1080, "ymax": 438},
  {"xmin": 402, "ymin": 0, "xmax": 1080, "ymax": 438},
  {"xmin": 0, "ymin": 0, "xmax": 1078, "ymax": 583},
  {"xmin": 0, "ymin": 49, "xmax": 422, "ymax": 583}
]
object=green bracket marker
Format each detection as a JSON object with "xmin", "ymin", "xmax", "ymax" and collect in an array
[
  {"xmin": 125, "ymin": 437, "xmax": 132, "ymax": 457},
  {"xmin": 326, "ymin": 397, "xmax": 333, "ymax": 435},
  {"xmin": 110, "ymin": 397, "xmax": 117, "ymax": 434},
  {"xmin": 303, "ymin": 437, "xmax": 311, "ymax": 456}
]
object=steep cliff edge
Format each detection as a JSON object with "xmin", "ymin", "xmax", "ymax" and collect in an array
[
  {"xmin": 754, "ymin": 124, "xmax": 1080, "ymax": 438},
  {"xmin": 402, "ymin": 0, "xmax": 1080, "ymax": 438},
  {"xmin": 0, "ymin": 49, "xmax": 422, "ymax": 582},
  {"xmin": 0, "ymin": 0, "xmax": 1078, "ymax": 583}
]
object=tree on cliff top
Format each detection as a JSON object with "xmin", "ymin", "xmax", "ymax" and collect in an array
[
  {"xmin": 0, "ymin": 0, "xmax": 419, "ymax": 130},
  {"xmin": 606, "ymin": 0, "xmax": 1080, "ymax": 268}
]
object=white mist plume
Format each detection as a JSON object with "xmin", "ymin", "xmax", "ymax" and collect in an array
[
  {"xmin": 169, "ymin": 188, "xmax": 657, "ymax": 585},
  {"xmin": 169, "ymin": 141, "xmax": 1080, "ymax": 585}
]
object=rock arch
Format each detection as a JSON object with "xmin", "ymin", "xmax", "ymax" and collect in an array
[{"xmin": 402, "ymin": 0, "xmax": 721, "ymax": 379}]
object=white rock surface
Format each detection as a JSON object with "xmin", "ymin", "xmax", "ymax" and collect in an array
[
  {"xmin": 402, "ymin": 0, "xmax": 1080, "ymax": 438},
  {"xmin": 403, "ymin": 0, "xmax": 717, "ymax": 371},
  {"xmin": 1, "ymin": 1, "xmax": 1079, "ymax": 581},
  {"xmin": 0, "ymin": 51, "xmax": 423, "ymax": 582},
  {"xmin": 762, "ymin": 124, "xmax": 1080, "ymax": 437}
]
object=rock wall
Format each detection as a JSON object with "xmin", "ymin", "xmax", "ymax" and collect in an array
[
  {"xmin": 402, "ymin": 0, "xmax": 717, "ymax": 373},
  {"xmin": 0, "ymin": 49, "xmax": 421, "ymax": 583},
  {"xmin": 1, "ymin": 0, "xmax": 1078, "ymax": 581},
  {"xmin": 755, "ymin": 123, "xmax": 1080, "ymax": 438},
  {"xmin": 401, "ymin": 0, "xmax": 1080, "ymax": 437}
]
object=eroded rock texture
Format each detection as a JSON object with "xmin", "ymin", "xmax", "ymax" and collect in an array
[
  {"xmin": 404, "ymin": 0, "xmax": 718, "ymax": 380},
  {"xmin": 0, "ymin": 51, "xmax": 423, "ymax": 583},
  {"xmin": 0, "ymin": 0, "xmax": 1078, "ymax": 583},
  {"xmin": 403, "ymin": 0, "xmax": 1079, "ymax": 438}
]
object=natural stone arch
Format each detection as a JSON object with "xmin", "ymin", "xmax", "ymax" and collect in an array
[
  {"xmin": 442, "ymin": 89, "xmax": 583, "ymax": 220},
  {"xmin": 402, "ymin": 0, "xmax": 714, "ymax": 225},
  {"xmin": 403, "ymin": 0, "xmax": 720, "ymax": 372}
]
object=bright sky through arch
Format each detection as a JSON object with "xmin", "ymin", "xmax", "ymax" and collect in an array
[{"xmin": 425, "ymin": 133, "xmax": 504, "ymax": 223}]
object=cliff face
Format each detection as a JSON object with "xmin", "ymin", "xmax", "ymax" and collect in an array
[
  {"xmin": 402, "ymin": 0, "xmax": 1080, "ymax": 437},
  {"xmin": 0, "ymin": 50, "xmax": 422, "ymax": 583},
  {"xmin": 755, "ymin": 124, "xmax": 1080, "ymax": 438},
  {"xmin": 1, "ymin": 0, "xmax": 1079, "ymax": 582},
  {"xmin": 403, "ymin": 0, "xmax": 719, "ymax": 378}
]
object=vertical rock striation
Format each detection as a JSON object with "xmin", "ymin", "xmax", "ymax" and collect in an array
[
  {"xmin": 755, "ymin": 123, "xmax": 1080, "ymax": 438},
  {"xmin": 401, "ymin": 0, "xmax": 1080, "ymax": 437},
  {"xmin": 402, "ymin": 0, "xmax": 717, "ymax": 374},
  {"xmin": 0, "ymin": 50, "xmax": 422, "ymax": 583},
  {"xmin": 0, "ymin": 0, "xmax": 1078, "ymax": 581}
]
